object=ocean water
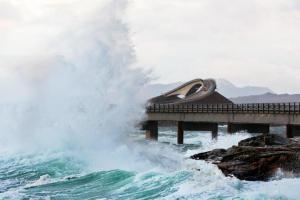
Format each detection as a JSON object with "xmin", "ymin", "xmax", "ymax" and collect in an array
[
  {"xmin": 1, "ymin": 129, "xmax": 300, "ymax": 200},
  {"xmin": 1, "ymin": 1, "xmax": 300, "ymax": 199}
]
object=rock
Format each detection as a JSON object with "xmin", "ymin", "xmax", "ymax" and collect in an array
[
  {"xmin": 190, "ymin": 149, "xmax": 226, "ymax": 162},
  {"xmin": 238, "ymin": 134, "xmax": 289, "ymax": 147},
  {"xmin": 190, "ymin": 134, "xmax": 300, "ymax": 181}
]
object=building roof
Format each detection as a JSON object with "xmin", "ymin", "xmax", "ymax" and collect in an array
[{"xmin": 149, "ymin": 78, "xmax": 233, "ymax": 104}]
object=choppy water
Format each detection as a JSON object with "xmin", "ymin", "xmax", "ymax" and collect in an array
[
  {"xmin": 1, "ymin": 1, "xmax": 300, "ymax": 199},
  {"xmin": 1, "ymin": 129, "xmax": 300, "ymax": 200}
]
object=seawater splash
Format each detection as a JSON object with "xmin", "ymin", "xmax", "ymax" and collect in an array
[
  {"xmin": 1, "ymin": 1, "xmax": 300, "ymax": 199},
  {"xmin": 0, "ymin": 0, "xmax": 146, "ymax": 154}
]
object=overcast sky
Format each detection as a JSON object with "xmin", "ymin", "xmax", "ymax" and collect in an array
[
  {"xmin": 0, "ymin": 1, "xmax": 299, "ymax": 94},
  {"xmin": 126, "ymin": 0, "xmax": 300, "ymax": 93}
]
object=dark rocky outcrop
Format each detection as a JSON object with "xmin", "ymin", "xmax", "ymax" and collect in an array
[
  {"xmin": 237, "ymin": 134, "xmax": 290, "ymax": 147},
  {"xmin": 191, "ymin": 134, "xmax": 300, "ymax": 181}
]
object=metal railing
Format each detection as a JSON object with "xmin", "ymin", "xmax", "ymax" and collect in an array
[{"xmin": 146, "ymin": 103, "xmax": 300, "ymax": 114}]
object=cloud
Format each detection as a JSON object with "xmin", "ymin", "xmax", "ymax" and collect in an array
[{"xmin": 127, "ymin": 0, "xmax": 300, "ymax": 93}]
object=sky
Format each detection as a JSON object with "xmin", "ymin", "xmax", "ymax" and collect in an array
[
  {"xmin": 126, "ymin": 0, "xmax": 300, "ymax": 93},
  {"xmin": 0, "ymin": 0, "xmax": 299, "ymax": 94}
]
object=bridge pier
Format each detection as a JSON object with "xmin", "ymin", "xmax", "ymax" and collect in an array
[
  {"xmin": 177, "ymin": 122, "xmax": 218, "ymax": 144},
  {"xmin": 177, "ymin": 121, "xmax": 184, "ymax": 144},
  {"xmin": 227, "ymin": 123, "xmax": 270, "ymax": 134},
  {"xmin": 143, "ymin": 120, "xmax": 158, "ymax": 140},
  {"xmin": 286, "ymin": 124, "xmax": 300, "ymax": 138}
]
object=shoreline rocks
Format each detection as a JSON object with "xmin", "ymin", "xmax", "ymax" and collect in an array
[{"xmin": 191, "ymin": 134, "xmax": 300, "ymax": 181}]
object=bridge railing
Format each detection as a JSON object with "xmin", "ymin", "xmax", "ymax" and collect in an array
[{"xmin": 146, "ymin": 103, "xmax": 300, "ymax": 114}]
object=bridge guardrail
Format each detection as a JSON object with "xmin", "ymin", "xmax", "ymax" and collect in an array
[{"xmin": 146, "ymin": 103, "xmax": 300, "ymax": 114}]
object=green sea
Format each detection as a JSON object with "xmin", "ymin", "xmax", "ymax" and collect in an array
[{"xmin": 1, "ymin": 129, "xmax": 299, "ymax": 200}]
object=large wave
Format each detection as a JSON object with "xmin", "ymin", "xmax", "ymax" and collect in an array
[{"xmin": 0, "ymin": 0, "xmax": 146, "ymax": 161}]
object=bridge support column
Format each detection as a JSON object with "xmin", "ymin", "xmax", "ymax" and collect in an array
[
  {"xmin": 211, "ymin": 125, "xmax": 218, "ymax": 139},
  {"xmin": 227, "ymin": 123, "xmax": 234, "ymax": 134},
  {"xmin": 144, "ymin": 121, "xmax": 158, "ymax": 140},
  {"xmin": 227, "ymin": 123, "xmax": 269, "ymax": 134},
  {"xmin": 176, "ymin": 122, "xmax": 218, "ymax": 144},
  {"xmin": 177, "ymin": 121, "xmax": 184, "ymax": 144},
  {"xmin": 286, "ymin": 125, "xmax": 300, "ymax": 138}
]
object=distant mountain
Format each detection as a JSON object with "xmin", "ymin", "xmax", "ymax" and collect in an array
[
  {"xmin": 139, "ymin": 79, "xmax": 300, "ymax": 103},
  {"xmin": 231, "ymin": 93, "xmax": 300, "ymax": 103},
  {"xmin": 216, "ymin": 79, "xmax": 273, "ymax": 98}
]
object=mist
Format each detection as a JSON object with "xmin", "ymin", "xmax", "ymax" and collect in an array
[{"xmin": 0, "ymin": 0, "xmax": 147, "ymax": 154}]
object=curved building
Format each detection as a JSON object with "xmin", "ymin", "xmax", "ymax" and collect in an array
[{"xmin": 149, "ymin": 78, "xmax": 232, "ymax": 105}]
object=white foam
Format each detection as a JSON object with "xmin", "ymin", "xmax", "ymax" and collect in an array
[
  {"xmin": 0, "ymin": 0, "xmax": 150, "ymax": 171},
  {"xmin": 26, "ymin": 174, "xmax": 52, "ymax": 188}
]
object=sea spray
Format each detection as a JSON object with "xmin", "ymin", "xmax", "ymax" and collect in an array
[
  {"xmin": 0, "ymin": 0, "xmax": 146, "ymax": 157},
  {"xmin": 1, "ymin": 1, "xmax": 300, "ymax": 199}
]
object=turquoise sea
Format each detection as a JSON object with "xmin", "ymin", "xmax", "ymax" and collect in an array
[
  {"xmin": 1, "ymin": 128, "xmax": 299, "ymax": 200},
  {"xmin": 1, "ymin": 1, "xmax": 299, "ymax": 198}
]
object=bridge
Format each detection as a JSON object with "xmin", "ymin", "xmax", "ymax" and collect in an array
[{"xmin": 142, "ymin": 79, "xmax": 300, "ymax": 144}]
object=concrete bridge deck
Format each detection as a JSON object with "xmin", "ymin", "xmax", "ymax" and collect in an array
[{"xmin": 143, "ymin": 103, "xmax": 300, "ymax": 144}]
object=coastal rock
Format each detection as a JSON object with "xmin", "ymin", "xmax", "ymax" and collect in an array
[
  {"xmin": 238, "ymin": 134, "xmax": 289, "ymax": 147},
  {"xmin": 190, "ymin": 149, "xmax": 226, "ymax": 162},
  {"xmin": 191, "ymin": 134, "xmax": 300, "ymax": 181}
]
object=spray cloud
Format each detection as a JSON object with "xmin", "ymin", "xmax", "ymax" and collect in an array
[{"xmin": 0, "ymin": 0, "xmax": 147, "ymax": 154}]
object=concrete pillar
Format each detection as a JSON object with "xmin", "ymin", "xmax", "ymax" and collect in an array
[
  {"xmin": 286, "ymin": 125, "xmax": 293, "ymax": 138},
  {"xmin": 227, "ymin": 123, "xmax": 269, "ymax": 134},
  {"xmin": 177, "ymin": 121, "xmax": 184, "ymax": 144},
  {"xmin": 178, "ymin": 122, "xmax": 218, "ymax": 142},
  {"xmin": 227, "ymin": 123, "xmax": 233, "ymax": 134},
  {"xmin": 211, "ymin": 124, "xmax": 218, "ymax": 139},
  {"xmin": 286, "ymin": 124, "xmax": 300, "ymax": 138},
  {"xmin": 145, "ymin": 121, "xmax": 158, "ymax": 140}
]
